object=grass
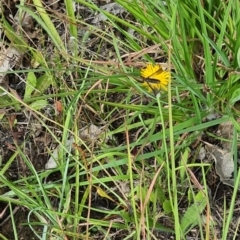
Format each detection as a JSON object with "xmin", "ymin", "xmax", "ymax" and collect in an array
[{"xmin": 0, "ymin": 0, "xmax": 240, "ymax": 239}]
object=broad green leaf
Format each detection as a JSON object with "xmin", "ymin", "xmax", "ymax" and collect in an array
[
  {"xmin": 180, "ymin": 191, "xmax": 207, "ymax": 234},
  {"xmin": 24, "ymin": 72, "xmax": 37, "ymax": 99},
  {"xmin": 158, "ymin": 188, "xmax": 166, "ymax": 204},
  {"xmin": 35, "ymin": 73, "xmax": 56, "ymax": 94},
  {"xmin": 237, "ymin": 47, "xmax": 240, "ymax": 68},
  {"xmin": 29, "ymin": 99, "xmax": 47, "ymax": 110},
  {"xmin": 163, "ymin": 199, "xmax": 172, "ymax": 214},
  {"xmin": 229, "ymin": 88, "xmax": 240, "ymax": 106}
]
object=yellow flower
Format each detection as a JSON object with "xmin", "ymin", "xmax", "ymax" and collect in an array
[{"xmin": 140, "ymin": 64, "xmax": 170, "ymax": 92}]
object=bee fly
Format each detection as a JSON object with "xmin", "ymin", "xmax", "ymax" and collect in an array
[{"xmin": 144, "ymin": 78, "xmax": 160, "ymax": 84}]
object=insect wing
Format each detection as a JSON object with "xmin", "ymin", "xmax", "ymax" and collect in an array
[{"xmin": 144, "ymin": 78, "xmax": 160, "ymax": 84}]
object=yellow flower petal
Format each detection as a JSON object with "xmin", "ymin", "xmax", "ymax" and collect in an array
[
  {"xmin": 140, "ymin": 63, "xmax": 170, "ymax": 92},
  {"xmin": 141, "ymin": 64, "xmax": 161, "ymax": 78}
]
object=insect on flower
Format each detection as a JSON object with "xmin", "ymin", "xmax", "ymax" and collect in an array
[{"xmin": 140, "ymin": 63, "xmax": 170, "ymax": 93}]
